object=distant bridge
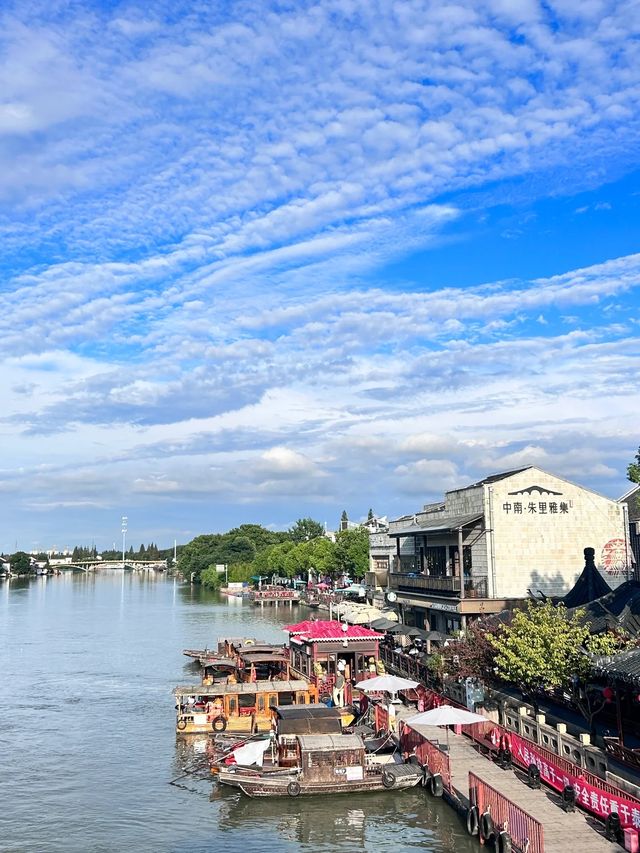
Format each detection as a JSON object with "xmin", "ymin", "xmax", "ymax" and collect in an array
[{"xmin": 67, "ymin": 560, "xmax": 168, "ymax": 572}]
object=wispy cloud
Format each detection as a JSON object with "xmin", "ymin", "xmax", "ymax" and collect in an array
[{"xmin": 2, "ymin": 0, "xmax": 640, "ymax": 547}]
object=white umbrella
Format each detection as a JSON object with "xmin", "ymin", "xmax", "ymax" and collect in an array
[
  {"xmin": 405, "ymin": 704, "xmax": 487, "ymax": 750},
  {"xmin": 355, "ymin": 674, "xmax": 419, "ymax": 693}
]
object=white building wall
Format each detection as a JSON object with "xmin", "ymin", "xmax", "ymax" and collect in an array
[{"xmin": 486, "ymin": 468, "xmax": 628, "ymax": 598}]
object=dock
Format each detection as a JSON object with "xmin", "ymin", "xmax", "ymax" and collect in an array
[
  {"xmin": 398, "ymin": 706, "xmax": 617, "ymax": 852},
  {"xmin": 249, "ymin": 589, "xmax": 300, "ymax": 607}
]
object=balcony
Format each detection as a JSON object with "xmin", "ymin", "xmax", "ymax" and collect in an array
[{"xmin": 389, "ymin": 573, "xmax": 488, "ymax": 598}]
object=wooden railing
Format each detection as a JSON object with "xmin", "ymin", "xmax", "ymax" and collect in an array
[
  {"xmin": 603, "ymin": 737, "xmax": 640, "ymax": 770},
  {"xmin": 389, "ymin": 574, "xmax": 488, "ymax": 597}
]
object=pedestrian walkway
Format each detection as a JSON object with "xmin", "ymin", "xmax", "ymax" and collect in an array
[{"xmin": 400, "ymin": 707, "xmax": 615, "ymax": 852}]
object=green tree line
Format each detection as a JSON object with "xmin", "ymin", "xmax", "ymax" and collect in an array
[{"xmin": 178, "ymin": 518, "xmax": 370, "ymax": 590}]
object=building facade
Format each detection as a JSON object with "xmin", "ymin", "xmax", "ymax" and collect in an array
[
  {"xmin": 618, "ymin": 484, "xmax": 640, "ymax": 568},
  {"xmin": 384, "ymin": 466, "xmax": 631, "ymax": 635}
]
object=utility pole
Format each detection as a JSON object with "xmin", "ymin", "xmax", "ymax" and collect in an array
[{"xmin": 121, "ymin": 516, "xmax": 128, "ymax": 568}]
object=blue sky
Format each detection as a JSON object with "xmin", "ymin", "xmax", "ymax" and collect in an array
[{"xmin": 2, "ymin": 0, "xmax": 640, "ymax": 552}]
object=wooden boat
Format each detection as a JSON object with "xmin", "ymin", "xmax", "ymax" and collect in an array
[
  {"xmin": 173, "ymin": 679, "xmax": 319, "ymax": 735},
  {"xmin": 217, "ymin": 733, "xmax": 422, "ymax": 797}
]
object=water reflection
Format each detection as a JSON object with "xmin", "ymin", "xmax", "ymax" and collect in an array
[
  {"xmin": 212, "ymin": 785, "xmax": 477, "ymax": 852},
  {"xmin": 0, "ymin": 573, "xmax": 478, "ymax": 853}
]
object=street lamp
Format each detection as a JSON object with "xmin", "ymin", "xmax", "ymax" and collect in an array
[{"xmin": 121, "ymin": 516, "xmax": 128, "ymax": 568}]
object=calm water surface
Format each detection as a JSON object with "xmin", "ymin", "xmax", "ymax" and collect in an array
[{"xmin": 0, "ymin": 573, "xmax": 477, "ymax": 853}]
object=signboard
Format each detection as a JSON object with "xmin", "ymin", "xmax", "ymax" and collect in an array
[
  {"xmin": 510, "ymin": 731, "xmax": 640, "ymax": 829},
  {"xmin": 346, "ymin": 766, "xmax": 364, "ymax": 781}
]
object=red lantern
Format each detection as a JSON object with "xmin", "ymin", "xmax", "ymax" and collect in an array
[{"xmin": 602, "ymin": 686, "xmax": 614, "ymax": 703}]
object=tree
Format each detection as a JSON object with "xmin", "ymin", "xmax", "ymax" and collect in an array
[
  {"xmin": 217, "ymin": 535, "xmax": 256, "ymax": 566},
  {"xmin": 288, "ymin": 518, "xmax": 325, "ymax": 543},
  {"xmin": 200, "ymin": 566, "xmax": 222, "ymax": 589},
  {"xmin": 628, "ymin": 446, "xmax": 640, "ymax": 511},
  {"xmin": 367, "ymin": 508, "xmax": 374, "ymax": 522},
  {"xmin": 340, "ymin": 510, "xmax": 349, "ymax": 531},
  {"xmin": 226, "ymin": 524, "xmax": 286, "ymax": 551},
  {"xmin": 489, "ymin": 600, "xmax": 630, "ymax": 718},
  {"xmin": 442, "ymin": 619, "xmax": 504, "ymax": 681},
  {"xmin": 266, "ymin": 541, "xmax": 295, "ymax": 576},
  {"xmin": 333, "ymin": 527, "xmax": 369, "ymax": 578},
  {"xmin": 177, "ymin": 534, "xmax": 223, "ymax": 583},
  {"xmin": 305, "ymin": 536, "xmax": 337, "ymax": 577},
  {"xmin": 10, "ymin": 551, "xmax": 32, "ymax": 575},
  {"xmin": 283, "ymin": 542, "xmax": 310, "ymax": 578}
]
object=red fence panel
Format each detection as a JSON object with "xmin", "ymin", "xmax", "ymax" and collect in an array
[
  {"xmin": 401, "ymin": 724, "xmax": 452, "ymax": 792},
  {"xmin": 469, "ymin": 771, "xmax": 545, "ymax": 853},
  {"xmin": 374, "ymin": 704, "xmax": 389, "ymax": 733}
]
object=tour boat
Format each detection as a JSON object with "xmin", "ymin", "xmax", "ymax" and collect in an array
[
  {"xmin": 216, "ymin": 732, "xmax": 422, "ymax": 797},
  {"xmin": 173, "ymin": 679, "xmax": 319, "ymax": 735}
]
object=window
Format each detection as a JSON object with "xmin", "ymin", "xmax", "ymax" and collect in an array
[{"xmin": 238, "ymin": 693, "xmax": 256, "ymax": 709}]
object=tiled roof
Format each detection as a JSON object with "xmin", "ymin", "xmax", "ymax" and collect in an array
[
  {"xmin": 592, "ymin": 647, "xmax": 640, "ymax": 686},
  {"xmin": 448, "ymin": 467, "xmax": 533, "ymax": 492},
  {"xmin": 560, "ymin": 550, "xmax": 612, "ymax": 608},
  {"xmin": 389, "ymin": 511, "xmax": 483, "ymax": 536},
  {"xmin": 570, "ymin": 580, "xmax": 640, "ymax": 637},
  {"xmin": 284, "ymin": 620, "xmax": 382, "ymax": 641}
]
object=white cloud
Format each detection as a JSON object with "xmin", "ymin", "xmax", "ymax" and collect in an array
[{"xmin": 2, "ymin": 0, "xmax": 640, "ymax": 548}]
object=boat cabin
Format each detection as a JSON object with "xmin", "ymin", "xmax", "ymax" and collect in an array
[
  {"xmin": 285, "ymin": 620, "xmax": 384, "ymax": 705},
  {"xmin": 274, "ymin": 705, "xmax": 344, "ymax": 767},
  {"xmin": 174, "ymin": 679, "xmax": 318, "ymax": 734},
  {"xmin": 297, "ymin": 734, "xmax": 367, "ymax": 782},
  {"xmin": 239, "ymin": 650, "xmax": 291, "ymax": 681}
]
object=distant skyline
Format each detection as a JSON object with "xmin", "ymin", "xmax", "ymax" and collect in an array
[{"xmin": 2, "ymin": 1, "xmax": 639, "ymax": 552}]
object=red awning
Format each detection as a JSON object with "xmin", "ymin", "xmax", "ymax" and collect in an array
[{"xmin": 284, "ymin": 620, "xmax": 383, "ymax": 641}]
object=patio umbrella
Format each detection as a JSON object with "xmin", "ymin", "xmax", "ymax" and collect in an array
[
  {"xmin": 405, "ymin": 704, "xmax": 487, "ymax": 750},
  {"xmin": 370, "ymin": 617, "xmax": 397, "ymax": 630},
  {"xmin": 354, "ymin": 674, "xmax": 419, "ymax": 698},
  {"xmin": 387, "ymin": 623, "xmax": 409, "ymax": 634},
  {"xmin": 423, "ymin": 630, "xmax": 447, "ymax": 642},
  {"xmin": 406, "ymin": 627, "xmax": 426, "ymax": 638}
]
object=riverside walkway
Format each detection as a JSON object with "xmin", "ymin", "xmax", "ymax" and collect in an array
[{"xmin": 399, "ymin": 707, "xmax": 615, "ymax": 853}]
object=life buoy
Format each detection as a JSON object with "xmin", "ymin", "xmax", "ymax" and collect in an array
[
  {"xmin": 605, "ymin": 813, "xmax": 622, "ymax": 842},
  {"xmin": 497, "ymin": 830, "xmax": 512, "ymax": 853},
  {"xmin": 499, "ymin": 747, "xmax": 512, "ymax": 768},
  {"xmin": 245, "ymin": 639, "xmax": 255, "ymax": 646},
  {"xmin": 527, "ymin": 763, "xmax": 541, "ymax": 788},
  {"xmin": 177, "ymin": 719, "xmax": 187, "ymax": 731},
  {"xmin": 480, "ymin": 811, "xmax": 494, "ymax": 842},
  {"xmin": 287, "ymin": 781, "xmax": 301, "ymax": 797},
  {"xmin": 382, "ymin": 771, "xmax": 396, "ymax": 789},
  {"xmin": 561, "ymin": 785, "xmax": 576, "ymax": 812},
  {"xmin": 427, "ymin": 773, "xmax": 443, "ymax": 797},
  {"xmin": 466, "ymin": 805, "xmax": 479, "ymax": 836},
  {"xmin": 212, "ymin": 716, "xmax": 227, "ymax": 732}
]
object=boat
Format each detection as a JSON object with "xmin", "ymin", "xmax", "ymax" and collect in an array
[
  {"xmin": 173, "ymin": 679, "xmax": 319, "ymax": 735},
  {"xmin": 217, "ymin": 732, "xmax": 423, "ymax": 797}
]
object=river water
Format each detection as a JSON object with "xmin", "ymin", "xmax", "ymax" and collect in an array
[{"xmin": 0, "ymin": 572, "xmax": 477, "ymax": 853}]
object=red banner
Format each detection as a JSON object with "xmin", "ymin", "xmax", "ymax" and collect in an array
[{"xmin": 509, "ymin": 731, "xmax": 640, "ymax": 830}]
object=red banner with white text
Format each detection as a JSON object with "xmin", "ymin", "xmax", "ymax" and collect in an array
[{"xmin": 509, "ymin": 731, "xmax": 640, "ymax": 830}]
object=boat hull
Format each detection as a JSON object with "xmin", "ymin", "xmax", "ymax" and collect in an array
[{"xmin": 218, "ymin": 765, "xmax": 422, "ymax": 797}]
